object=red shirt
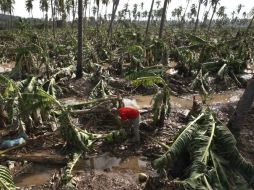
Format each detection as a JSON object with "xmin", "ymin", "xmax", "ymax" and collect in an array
[{"xmin": 118, "ymin": 107, "xmax": 140, "ymax": 121}]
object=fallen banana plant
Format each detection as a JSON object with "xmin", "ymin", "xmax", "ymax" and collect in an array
[
  {"xmin": 153, "ymin": 108, "xmax": 254, "ymax": 189},
  {"xmin": 59, "ymin": 112, "xmax": 104, "ymax": 151},
  {"xmin": 61, "ymin": 151, "xmax": 83, "ymax": 190},
  {"xmin": 0, "ymin": 165, "xmax": 15, "ymax": 190},
  {"xmin": 59, "ymin": 111, "xmax": 127, "ymax": 150},
  {"xmin": 128, "ymin": 73, "xmax": 171, "ymax": 127}
]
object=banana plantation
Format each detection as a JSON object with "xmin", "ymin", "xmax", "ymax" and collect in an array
[{"xmin": 0, "ymin": 0, "xmax": 254, "ymax": 189}]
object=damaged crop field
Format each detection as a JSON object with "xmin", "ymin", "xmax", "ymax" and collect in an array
[{"xmin": 0, "ymin": 0, "xmax": 254, "ymax": 189}]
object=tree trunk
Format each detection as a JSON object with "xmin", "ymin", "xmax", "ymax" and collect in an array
[
  {"xmin": 76, "ymin": 0, "xmax": 83, "ymax": 79},
  {"xmin": 207, "ymin": 2, "xmax": 218, "ymax": 31},
  {"xmin": 72, "ymin": 0, "xmax": 77, "ymax": 27},
  {"xmin": 159, "ymin": 0, "xmax": 169, "ymax": 39},
  {"xmin": 228, "ymin": 76, "xmax": 254, "ymax": 136},
  {"xmin": 181, "ymin": 0, "xmax": 190, "ymax": 24},
  {"xmin": 145, "ymin": 0, "xmax": 155, "ymax": 40},
  {"xmin": 50, "ymin": 0, "xmax": 56, "ymax": 38},
  {"xmin": 194, "ymin": 0, "xmax": 202, "ymax": 33},
  {"xmin": 83, "ymin": 1, "xmax": 87, "ymax": 36},
  {"xmin": 246, "ymin": 15, "xmax": 254, "ymax": 34},
  {"xmin": 107, "ymin": 0, "xmax": 120, "ymax": 40},
  {"xmin": 96, "ymin": 3, "xmax": 100, "ymax": 33}
]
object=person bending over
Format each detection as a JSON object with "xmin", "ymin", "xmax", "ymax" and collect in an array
[{"xmin": 116, "ymin": 107, "xmax": 141, "ymax": 143}]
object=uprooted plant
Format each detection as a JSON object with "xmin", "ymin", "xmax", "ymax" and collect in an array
[
  {"xmin": 0, "ymin": 74, "xmax": 128, "ymax": 188},
  {"xmin": 152, "ymin": 108, "xmax": 254, "ymax": 189},
  {"xmin": 0, "ymin": 165, "xmax": 15, "ymax": 190},
  {"xmin": 126, "ymin": 65, "xmax": 171, "ymax": 127}
]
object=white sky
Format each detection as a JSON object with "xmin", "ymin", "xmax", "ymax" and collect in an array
[{"xmin": 13, "ymin": 0, "xmax": 254, "ymax": 19}]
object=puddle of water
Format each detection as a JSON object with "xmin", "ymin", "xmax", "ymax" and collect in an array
[
  {"xmin": 60, "ymin": 90, "xmax": 243, "ymax": 110},
  {"xmin": 132, "ymin": 95, "xmax": 152, "ymax": 108},
  {"xmin": 113, "ymin": 156, "xmax": 148, "ymax": 173},
  {"xmin": 75, "ymin": 153, "xmax": 121, "ymax": 171},
  {"xmin": 14, "ymin": 164, "xmax": 57, "ymax": 187},
  {"xmin": 133, "ymin": 90, "xmax": 243, "ymax": 109},
  {"xmin": 75, "ymin": 153, "xmax": 148, "ymax": 173},
  {"xmin": 0, "ymin": 62, "xmax": 15, "ymax": 73}
]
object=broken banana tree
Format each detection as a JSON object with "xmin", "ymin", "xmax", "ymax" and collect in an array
[
  {"xmin": 127, "ymin": 67, "xmax": 171, "ymax": 127},
  {"xmin": 153, "ymin": 108, "xmax": 254, "ymax": 189},
  {"xmin": 0, "ymin": 165, "xmax": 15, "ymax": 190},
  {"xmin": 61, "ymin": 151, "xmax": 83, "ymax": 190}
]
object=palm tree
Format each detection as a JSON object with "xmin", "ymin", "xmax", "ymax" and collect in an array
[
  {"xmin": 216, "ymin": 5, "xmax": 226, "ymax": 27},
  {"xmin": 155, "ymin": 0, "xmax": 161, "ymax": 9},
  {"xmin": 194, "ymin": 0, "xmax": 203, "ymax": 33},
  {"xmin": 5, "ymin": 0, "xmax": 15, "ymax": 28},
  {"xmin": 40, "ymin": 0, "xmax": 49, "ymax": 29},
  {"xmin": 159, "ymin": 0, "xmax": 170, "ymax": 39},
  {"xmin": 246, "ymin": 7, "xmax": 254, "ymax": 33},
  {"xmin": 233, "ymin": 4, "xmax": 244, "ymax": 26},
  {"xmin": 181, "ymin": 0, "xmax": 191, "ymax": 25},
  {"xmin": 25, "ymin": 0, "xmax": 34, "ymax": 17},
  {"xmin": 140, "ymin": 2, "xmax": 144, "ymax": 11},
  {"xmin": 65, "ymin": 0, "xmax": 71, "ymax": 20},
  {"xmin": 142, "ymin": 10, "xmax": 148, "ymax": 19},
  {"xmin": 76, "ymin": 0, "xmax": 83, "ymax": 79},
  {"xmin": 107, "ymin": 0, "xmax": 119, "ymax": 40},
  {"xmin": 123, "ymin": 3, "xmax": 131, "ymax": 21},
  {"xmin": 145, "ymin": 0, "xmax": 155, "ymax": 40},
  {"xmin": 172, "ymin": 6, "xmax": 182, "ymax": 23},
  {"xmin": 57, "ymin": 0, "xmax": 66, "ymax": 23},
  {"xmin": 50, "ymin": 0, "xmax": 56, "ymax": 37},
  {"xmin": 94, "ymin": 0, "xmax": 101, "ymax": 31},
  {"xmin": 207, "ymin": 0, "xmax": 220, "ymax": 31},
  {"xmin": 217, "ymin": 6, "xmax": 225, "ymax": 18},
  {"xmin": 92, "ymin": 6, "xmax": 96, "ymax": 17},
  {"xmin": 102, "ymin": 0, "xmax": 109, "ymax": 20},
  {"xmin": 132, "ymin": 4, "xmax": 138, "ymax": 21},
  {"xmin": 242, "ymin": 12, "xmax": 247, "ymax": 19},
  {"xmin": 66, "ymin": 0, "xmax": 77, "ymax": 25}
]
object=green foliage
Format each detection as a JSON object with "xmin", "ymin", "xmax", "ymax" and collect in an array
[
  {"xmin": 153, "ymin": 108, "xmax": 254, "ymax": 189},
  {"xmin": 128, "ymin": 45, "xmax": 144, "ymax": 59},
  {"xmin": 59, "ymin": 112, "xmax": 103, "ymax": 151},
  {"xmin": 131, "ymin": 76, "xmax": 166, "ymax": 88},
  {"xmin": 152, "ymin": 87, "xmax": 171, "ymax": 126},
  {"xmin": 61, "ymin": 152, "xmax": 83, "ymax": 190},
  {"xmin": 89, "ymin": 79, "xmax": 111, "ymax": 99},
  {"xmin": 0, "ymin": 74, "xmax": 61, "ymax": 131},
  {"xmin": 126, "ymin": 65, "xmax": 171, "ymax": 126},
  {"xmin": 0, "ymin": 165, "xmax": 15, "ymax": 190}
]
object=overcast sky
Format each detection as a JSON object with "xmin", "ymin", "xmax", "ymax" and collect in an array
[{"xmin": 13, "ymin": 0, "xmax": 254, "ymax": 20}]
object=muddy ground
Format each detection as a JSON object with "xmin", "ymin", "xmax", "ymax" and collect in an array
[{"xmin": 0, "ymin": 64, "xmax": 253, "ymax": 190}]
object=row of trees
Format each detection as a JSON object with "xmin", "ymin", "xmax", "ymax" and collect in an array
[{"xmin": 1, "ymin": 1, "xmax": 252, "ymax": 25}]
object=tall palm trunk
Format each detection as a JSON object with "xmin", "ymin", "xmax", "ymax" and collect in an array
[
  {"xmin": 96, "ymin": 3, "xmax": 100, "ymax": 33},
  {"xmin": 145, "ymin": 0, "xmax": 155, "ymax": 40},
  {"xmin": 246, "ymin": 14, "xmax": 254, "ymax": 34},
  {"xmin": 159, "ymin": 0, "xmax": 170, "ymax": 39},
  {"xmin": 207, "ymin": 2, "xmax": 218, "ymax": 31},
  {"xmin": 50, "ymin": 0, "xmax": 56, "ymax": 38},
  {"xmin": 83, "ymin": 0, "xmax": 87, "ymax": 36},
  {"xmin": 10, "ymin": 10, "xmax": 13, "ymax": 29},
  {"xmin": 181, "ymin": 1, "xmax": 190, "ymax": 24},
  {"xmin": 107, "ymin": 0, "xmax": 119, "ymax": 40},
  {"xmin": 72, "ymin": 0, "xmax": 77, "ymax": 27},
  {"xmin": 194, "ymin": 0, "xmax": 202, "ymax": 33},
  {"xmin": 76, "ymin": 0, "xmax": 83, "ymax": 79},
  {"xmin": 181, "ymin": 0, "xmax": 190, "ymax": 29},
  {"xmin": 202, "ymin": 3, "xmax": 212, "ymax": 25}
]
